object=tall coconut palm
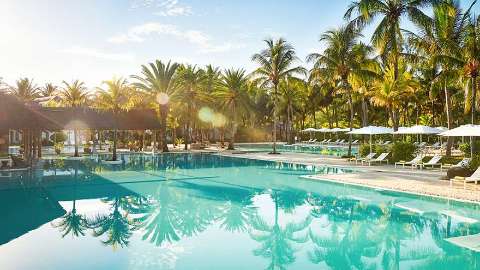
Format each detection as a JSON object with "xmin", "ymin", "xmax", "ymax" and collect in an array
[
  {"xmin": 308, "ymin": 26, "xmax": 373, "ymax": 155},
  {"xmin": 214, "ymin": 68, "xmax": 252, "ymax": 150},
  {"xmin": 278, "ymin": 77, "xmax": 307, "ymax": 144},
  {"xmin": 40, "ymin": 83, "xmax": 58, "ymax": 97},
  {"xmin": 408, "ymin": 0, "xmax": 472, "ymax": 155},
  {"xmin": 344, "ymin": 0, "xmax": 434, "ymax": 81},
  {"xmin": 369, "ymin": 62, "xmax": 418, "ymax": 129},
  {"xmin": 95, "ymin": 77, "xmax": 134, "ymax": 161},
  {"xmin": 60, "ymin": 80, "xmax": 89, "ymax": 157},
  {"xmin": 251, "ymin": 38, "xmax": 305, "ymax": 154},
  {"xmin": 173, "ymin": 65, "xmax": 208, "ymax": 150},
  {"xmin": 9, "ymin": 78, "xmax": 39, "ymax": 102},
  {"xmin": 132, "ymin": 60, "xmax": 180, "ymax": 152}
]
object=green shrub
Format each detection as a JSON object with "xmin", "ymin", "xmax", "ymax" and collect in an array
[
  {"xmin": 459, "ymin": 141, "xmax": 480, "ymax": 155},
  {"xmin": 358, "ymin": 144, "xmax": 370, "ymax": 157},
  {"xmin": 390, "ymin": 142, "xmax": 417, "ymax": 163},
  {"xmin": 469, "ymin": 154, "xmax": 480, "ymax": 171},
  {"xmin": 50, "ymin": 132, "xmax": 67, "ymax": 143},
  {"xmin": 374, "ymin": 144, "xmax": 388, "ymax": 155},
  {"xmin": 54, "ymin": 142, "xmax": 63, "ymax": 154},
  {"xmin": 358, "ymin": 143, "xmax": 387, "ymax": 157}
]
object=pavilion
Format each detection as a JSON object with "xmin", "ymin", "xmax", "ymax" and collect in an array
[{"xmin": 0, "ymin": 93, "xmax": 162, "ymax": 161}]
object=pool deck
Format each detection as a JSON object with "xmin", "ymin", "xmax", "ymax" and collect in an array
[{"xmin": 218, "ymin": 151, "xmax": 480, "ymax": 204}]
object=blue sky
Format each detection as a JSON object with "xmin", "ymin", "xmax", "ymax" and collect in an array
[{"xmin": 0, "ymin": 0, "xmax": 478, "ymax": 87}]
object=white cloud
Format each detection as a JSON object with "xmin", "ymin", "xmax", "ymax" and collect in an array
[
  {"xmin": 61, "ymin": 46, "xmax": 135, "ymax": 62},
  {"xmin": 107, "ymin": 22, "xmax": 245, "ymax": 53},
  {"xmin": 131, "ymin": 0, "xmax": 192, "ymax": 16}
]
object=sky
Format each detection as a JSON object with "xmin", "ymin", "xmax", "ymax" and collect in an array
[{"xmin": 0, "ymin": 0, "xmax": 479, "ymax": 88}]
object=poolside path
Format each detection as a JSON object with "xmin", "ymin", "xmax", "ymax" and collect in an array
[{"xmin": 218, "ymin": 151, "xmax": 480, "ymax": 203}]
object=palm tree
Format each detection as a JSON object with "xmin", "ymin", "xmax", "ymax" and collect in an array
[
  {"xmin": 251, "ymin": 38, "xmax": 305, "ymax": 154},
  {"xmin": 95, "ymin": 77, "xmax": 134, "ymax": 161},
  {"xmin": 40, "ymin": 83, "xmax": 58, "ymax": 97},
  {"xmin": 9, "ymin": 78, "xmax": 39, "ymax": 101},
  {"xmin": 132, "ymin": 60, "xmax": 180, "ymax": 152},
  {"xmin": 344, "ymin": 0, "xmax": 434, "ymax": 81},
  {"xmin": 308, "ymin": 26, "xmax": 373, "ymax": 155},
  {"xmin": 408, "ymin": 0, "xmax": 472, "ymax": 155},
  {"xmin": 60, "ymin": 80, "xmax": 89, "ymax": 157},
  {"xmin": 173, "ymin": 64, "xmax": 208, "ymax": 150},
  {"xmin": 369, "ymin": 61, "xmax": 418, "ymax": 129},
  {"xmin": 278, "ymin": 77, "xmax": 307, "ymax": 144},
  {"xmin": 214, "ymin": 68, "xmax": 252, "ymax": 150}
]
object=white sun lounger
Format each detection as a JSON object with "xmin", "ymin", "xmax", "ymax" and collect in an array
[
  {"xmin": 450, "ymin": 167, "xmax": 480, "ymax": 189},
  {"xmin": 416, "ymin": 155, "xmax": 442, "ymax": 170},
  {"xmin": 364, "ymin": 152, "xmax": 390, "ymax": 166},
  {"xmin": 394, "ymin": 155, "xmax": 423, "ymax": 169},
  {"xmin": 356, "ymin": 153, "xmax": 376, "ymax": 165}
]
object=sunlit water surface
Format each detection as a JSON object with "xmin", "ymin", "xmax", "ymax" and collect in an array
[
  {"xmin": 0, "ymin": 153, "xmax": 479, "ymax": 270},
  {"xmin": 237, "ymin": 143, "xmax": 358, "ymax": 156}
]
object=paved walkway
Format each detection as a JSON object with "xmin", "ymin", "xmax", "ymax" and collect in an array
[{"xmin": 218, "ymin": 151, "xmax": 480, "ymax": 203}]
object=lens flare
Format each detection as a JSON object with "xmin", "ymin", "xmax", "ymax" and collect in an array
[
  {"xmin": 156, "ymin": 93, "xmax": 169, "ymax": 105},
  {"xmin": 198, "ymin": 107, "xmax": 214, "ymax": 123},
  {"xmin": 212, "ymin": 113, "xmax": 227, "ymax": 127}
]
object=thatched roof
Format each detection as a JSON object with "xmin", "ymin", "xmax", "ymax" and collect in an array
[
  {"xmin": 0, "ymin": 93, "xmax": 161, "ymax": 131},
  {"xmin": 0, "ymin": 93, "xmax": 61, "ymax": 130},
  {"xmin": 35, "ymin": 107, "xmax": 161, "ymax": 130}
]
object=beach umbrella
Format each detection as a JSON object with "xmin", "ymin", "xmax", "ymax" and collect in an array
[
  {"xmin": 394, "ymin": 125, "xmax": 442, "ymax": 143},
  {"xmin": 440, "ymin": 125, "xmax": 480, "ymax": 157},
  {"xmin": 302, "ymin": 128, "xmax": 316, "ymax": 140},
  {"xmin": 348, "ymin": 126, "xmax": 393, "ymax": 152}
]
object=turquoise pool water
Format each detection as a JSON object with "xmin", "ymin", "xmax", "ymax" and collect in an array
[
  {"xmin": 0, "ymin": 153, "xmax": 479, "ymax": 270},
  {"xmin": 237, "ymin": 143, "xmax": 358, "ymax": 156}
]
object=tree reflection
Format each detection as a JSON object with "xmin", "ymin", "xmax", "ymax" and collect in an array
[
  {"xmin": 53, "ymin": 200, "xmax": 88, "ymax": 238},
  {"xmin": 250, "ymin": 191, "xmax": 311, "ymax": 270},
  {"xmin": 88, "ymin": 197, "xmax": 136, "ymax": 249}
]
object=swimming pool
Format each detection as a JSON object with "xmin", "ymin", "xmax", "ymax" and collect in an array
[
  {"xmin": 237, "ymin": 143, "xmax": 358, "ymax": 156},
  {"xmin": 0, "ymin": 153, "xmax": 479, "ymax": 270}
]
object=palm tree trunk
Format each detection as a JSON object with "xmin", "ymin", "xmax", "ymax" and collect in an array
[
  {"xmin": 271, "ymin": 83, "xmax": 278, "ymax": 154},
  {"xmin": 74, "ymin": 129, "xmax": 79, "ymax": 157},
  {"xmin": 228, "ymin": 105, "xmax": 236, "ymax": 150},
  {"xmin": 445, "ymin": 81, "xmax": 453, "ymax": 156},
  {"xmin": 160, "ymin": 104, "xmax": 169, "ymax": 152},
  {"xmin": 361, "ymin": 97, "xmax": 368, "ymax": 127},
  {"xmin": 471, "ymin": 76, "xmax": 477, "ymax": 156},
  {"xmin": 184, "ymin": 122, "xmax": 189, "ymax": 151},
  {"xmin": 112, "ymin": 129, "xmax": 118, "ymax": 161},
  {"xmin": 347, "ymin": 90, "xmax": 354, "ymax": 157}
]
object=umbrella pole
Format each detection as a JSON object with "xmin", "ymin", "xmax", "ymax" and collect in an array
[
  {"xmin": 370, "ymin": 134, "xmax": 372, "ymax": 153},
  {"xmin": 471, "ymin": 136, "xmax": 474, "ymax": 158}
]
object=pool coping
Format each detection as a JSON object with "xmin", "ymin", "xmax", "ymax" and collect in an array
[
  {"xmin": 217, "ymin": 151, "xmax": 480, "ymax": 206},
  {"xmin": 300, "ymin": 174, "xmax": 480, "ymax": 206}
]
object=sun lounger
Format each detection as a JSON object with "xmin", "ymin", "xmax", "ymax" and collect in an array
[
  {"xmin": 450, "ymin": 167, "xmax": 480, "ymax": 189},
  {"xmin": 382, "ymin": 141, "xmax": 391, "ymax": 146},
  {"xmin": 416, "ymin": 155, "xmax": 442, "ymax": 169},
  {"xmin": 417, "ymin": 142, "xmax": 427, "ymax": 148},
  {"xmin": 317, "ymin": 139, "xmax": 327, "ymax": 144},
  {"xmin": 351, "ymin": 139, "xmax": 359, "ymax": 145},
  {"xmin": 329, "ymin": 139, "xmax": 340, "ymax": 145},
  {"xmin": 355, "ymin": 153, "xmax": 376, "ymax": 165},
  {"xmin": 394, "ymin": 155, "xmax": 423, "ymax": 169},
  {"xmin": 441, "ymin": 158, "xmax": 471, "ymax": 172},
  {"xmin": 309, "ymin": 139, "xmax": 317, "ymax": 144},
  {"xmin": 336, "ymin": 139, "xmax": 345, "ymax": 145},
  {"xmin": 364, "ymin": 152, "xmax": 390, "ymax": 166},
  {"xmin": 321, "ymin": 139, "xmax": 331, "ymax": 145}
]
